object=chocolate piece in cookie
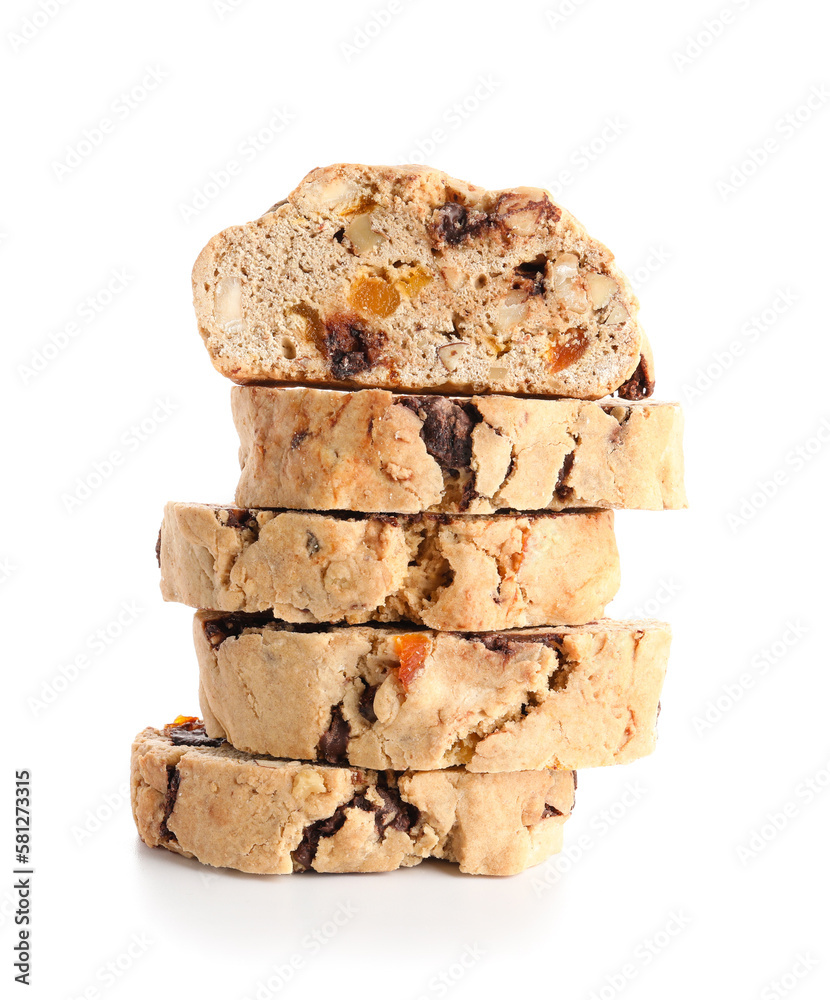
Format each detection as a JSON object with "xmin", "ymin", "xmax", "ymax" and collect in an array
[
  {"xmin": 163, "ymin": 716, "xmax": 225, "ymax": 748},
  {"xmin": 316, "ymin": 707, "xmax": 350, "ymax": 765},
  {"xmin": 398, "ymin": 396, "xmax": 477, "ymax": 472},
  {"xmin": 323, "ymin": 314, "xmax": 387, "ymax": 381}
]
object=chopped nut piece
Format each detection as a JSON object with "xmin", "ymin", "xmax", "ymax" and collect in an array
[
  {"xmin": 344, "ymin": 213, "xmax": 383, "ymax": 254},
  {"xmin": 604, "ymin": 300, "xmax": 629, "ymax": 325},
  {"xmin": 253, "ymin": 758, "xmax": 285, "ymax": 769},
  {"xmin": 511, "ymin": 186, "xmax": 548, "ymax": 201},
  {"xmin": 489, "ymin": 365, "xmax": 509, "ymax": 380},
  {"xmin": 441, "ymin": 266, "xmax": 466, "ymax": 291},
  {"xmin": 437, "ymin": 341, "xmax": 468, "ymax": 372},
  {"xmin": 551, "ymin": 254, "xmax": 588, "ymax": 314},
  {"xmin": 292, "ymin": 769, "xmax": 327, "ymax": 797},
  {"xmin": 501, "ymin": 211, "xmax": 542, "ymax": 236},
  {"xmin": 382, "ymin": 462, "xmax": 413, "ymax": 481},
  {"xmin": 494, "ymin": 291, "xmax": 530, "ymax": 332},
  {"xmin": 214, "ymin": 276, "xmax": 245, "ymax": 333},
  {"xmin": 323, "ymin": 561, "xmax": 355, "ymax": 596},
  {"xmin": 585, "ymin": 272, "xmax": 616, "ymax": 309},
  {"xmin": 305, "ymin": 176, "xmax": 371, "ymax": 215}
]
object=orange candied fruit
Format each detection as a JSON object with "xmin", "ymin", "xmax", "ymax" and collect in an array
[
  {"xmin": 348, "ymin": 274, "xmax": 401, "ymax": 318},
  {"xmin": 167, "ymin": 715, "xmax": 200, "ymax": 730},
  {"xmin": 393, "ymin": 634, "xmax": 431, "ymax": 691},
  {"xmin": 395, "ymin": 266, "xmax": 432, "ymax": 299},
  {"xmin": 547, "ymin": 328, "xmax": 589, "ymax": 374}
]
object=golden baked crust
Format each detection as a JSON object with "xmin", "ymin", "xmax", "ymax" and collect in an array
[
  {"xmin": 159, "ymin": 502, "xmax": 619, "ymax": 630},
  {"xmin": 131, "ymin": 724, "xmax": 575, "ymax": 876},
  {"xmin": 232, "ymin": 386, "xmax": 686, "ymax": 513},
  {"xmin": 194, "ymin": 615, "xmax": 671, "ymax": 772}
]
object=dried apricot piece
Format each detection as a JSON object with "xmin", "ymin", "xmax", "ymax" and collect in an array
[
  {"xmin": 395, "ymin": 266, "xmax": 432, "ymax": 299},
  {"xmin": 547, "ymin": 328, "xmax": 588, "ymax": 374},
  {"xmin": 393, "ymin": 634, "xmax": 431, "ymax": 691},
  {"xmin": 348, "ymin": 274, "xmax": 401, "ymax": 317},
  {"xmin": 167, "ymin": 715, "xmax": 200, "ymax": 730}
]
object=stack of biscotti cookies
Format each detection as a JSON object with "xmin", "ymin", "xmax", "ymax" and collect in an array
[{"xmin": 132, "ymin": 164, "xmax": 686, "ymax": 877}]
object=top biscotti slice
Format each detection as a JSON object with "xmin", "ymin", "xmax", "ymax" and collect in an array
[
  {"xmin": 193, "ymin": 163, "xmax": 651, "ymax": 399},
  {"xmin": 233, "ymin": 386, "xmax": 686, "ymax": 514}
]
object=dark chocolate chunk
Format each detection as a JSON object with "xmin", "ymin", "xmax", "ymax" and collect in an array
[
  {"xmin": 549, "ymin": 653, "xmax": 577, "ymax": 694},
  {"xmin": 554, "ymin": 451, "xmax": 576, "ymax": 501},
  {"xmin": 291, "ymin": 807, "xmax": 349, "ymax": 871},
  {"xmin": 324, "ymin": 315, "xmax": 386, "ymax": 380},
  {"xmin": 316, "ymin": 706, "xmax": 351, "ymax": 764},
  {"xmin": 478, "ymin": 633, "xmax": 515, "ymax": 654},
  {"xmin": 290, "ymin": 429, "xmax": 310, "ymax": 449},
  {"xmin": 201, "ymin": 611, "xmax": 276, "ymax": 647},
  {"xmin": 541, "ymin": 802, "xmax": 564, "ymax": 818},
  {"xmin": 398, "ymin": 396, "xmax": 479, "ymax": 471},
  {"xmin": 352, "ymin": 785, "xmax": 418, "ymax": 837},
  {"xmin": 159, "ymin": 766, "xmax": 180, "ymax": 842},
  {"xmin": 477, "ymin": 632, "xmax": 564, "ymax": 661},
  {"xmin": 291, "ymin": 781, "xmax": 420, "ymax": 871},
  {"xmin": 358, "ymin": 684, "xmax": 378, "ymax": 724},
  {"xmin": 306, "ymin": 531, "xmax": 320, "ymax": 556},
  {"xmin": 616, "ymin": 354, "xmax": 655, "ymax": 400},
  {"xmin": 429, "ymin": 202, "xmax": 490, "ymax": 246},
  {"xmin": 458, "ymin": 475, "xmax": 478, "ymax": 511},
  {"xmin": 225, "ymin": 507, "xmax": 258, "ymax": 531},
  {"xmin": 164, "ymin": 720, "xmax": 225, "ymax": 748},
  {"xmin": 429, "ymin": 195, "xmax": 561, "ymax": 248},
  {"xmin": 513, "ymin": 255, "xmax": 548, "ymax": 296},
  {"xmin": 372, "ymin": 784, "xmax": 418, "ymax": 835},
  {"xmin": 492, "ymin": 191, "xmax": 561, "ymax": 228}
]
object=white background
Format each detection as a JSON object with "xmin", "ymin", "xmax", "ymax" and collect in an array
[{"xmin": 3, "ymin": 0, "xmax": 829, "ymax": 997}]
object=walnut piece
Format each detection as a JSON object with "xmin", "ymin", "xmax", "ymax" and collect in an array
[
  {"xmin": 214, "ymin": 276, "xmax": 245, "ymax": 333},
  {"xmin": 437, "ymin": 341, "xmax": 469, "ymax": 372}
]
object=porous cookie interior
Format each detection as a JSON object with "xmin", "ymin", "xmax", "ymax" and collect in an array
[{"xmin": 193, "ymin": 163, "xmax": 647, "ymax": 397}]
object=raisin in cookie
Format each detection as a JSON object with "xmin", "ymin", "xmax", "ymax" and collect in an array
[
  {"xmin": 131, "ymin": 720, "xmax": 575, "ymax": 876},
  {"xmin": 159, "ymin": 502, "xmax": 619, "ymax": 630},
  {"xmin": 194, "ymin": 614, "xmax": 670, "ymax": 772},
  {"xmin": 193, "ymin": 163, "xmax": 650, "ymax": 399},
  {"xmin": 232, "ymin": 386, "xmax": 686, "ymax": 514}
]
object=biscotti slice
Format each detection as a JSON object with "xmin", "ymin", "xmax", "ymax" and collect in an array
[
  {"xmin": 193, "ymin": 163, "xmax": 650, "ymax": 399},
  {"xmin": 233, "ymin": 385, "xmax": 686, "ymax": 514},
  {"xmin": 159, "ymin": 502, "xmax": 619, "ymax": 630},
  {"xmin": 195, "ymin": 614, "xmax": 670, "ymax": 772},
  {"xmin": 131, "ymin": 720, "xmax": 575, "ymax": 876}
]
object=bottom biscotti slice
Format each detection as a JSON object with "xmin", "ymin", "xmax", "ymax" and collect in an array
[
  {"xmin": 195, "ymin": 614, "xmax": 671, "ymax": 772},
  {"xmin": 131, "ymin": 720, "xmax": 576, "ymax": 876}
]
